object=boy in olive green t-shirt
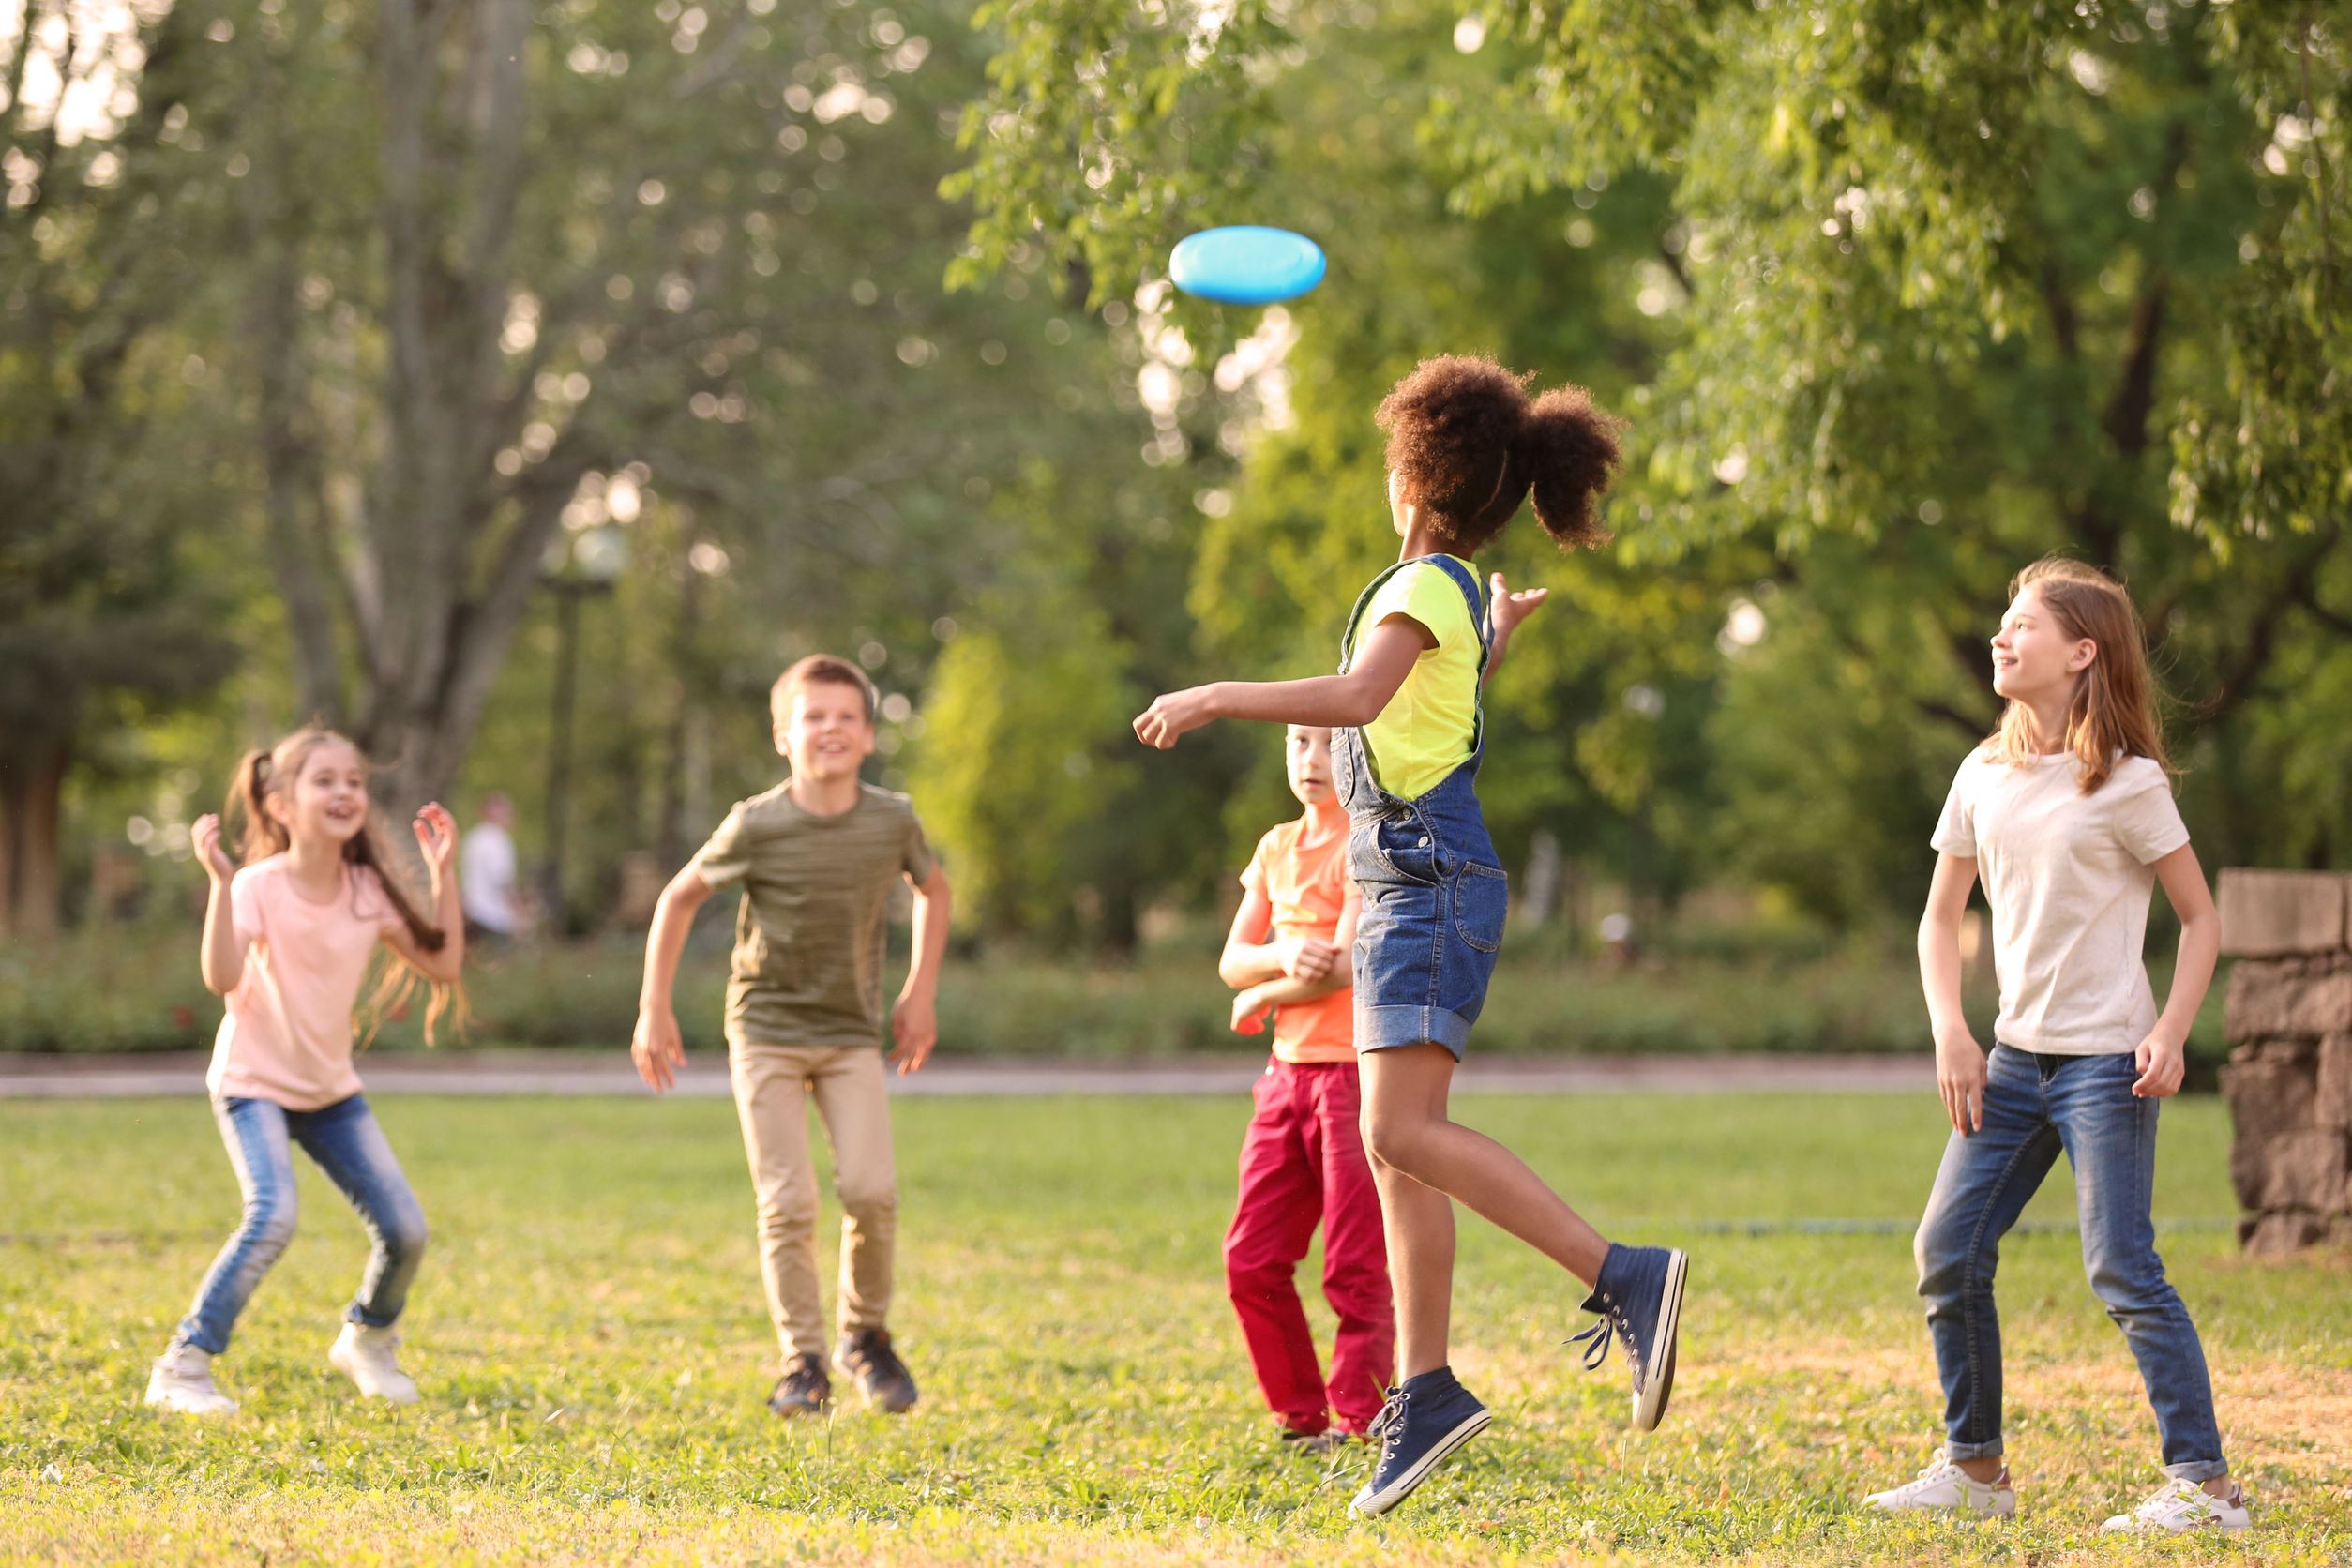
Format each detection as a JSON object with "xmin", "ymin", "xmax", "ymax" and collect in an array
[{"xmin": 632, "ymin": 656, "xmax": 952, "ymax": 1418}]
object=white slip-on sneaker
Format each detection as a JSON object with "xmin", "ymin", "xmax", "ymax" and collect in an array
[
  {"xmin": 328, "ymin": 1322, "xmax": 420, "ymax": 1405},
  {"xmin": 144, "ymin": 1344, "xmax": 238, "ymax": 1416},
  {"xmin": 1862, "ymin": 1451, "xmax": 2016, "ymax": 1517},
  {"xmin": 2101, "ymin": 1477, "xmax": 2251, "ymax": 1533}
]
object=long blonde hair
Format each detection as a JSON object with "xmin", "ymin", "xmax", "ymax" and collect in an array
[
  {"xmin": 225, "ymin": 726, "xmax": 467, "ymax": 1046},
  {"xmin": 1985, "ymin": 557, "xmax": 2170, "ymax": 794}
]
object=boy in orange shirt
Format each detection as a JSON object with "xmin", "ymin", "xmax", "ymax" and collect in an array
[{"xmin": 1220, "ymin": 724, "xmax": 1391, "ymax": 1448}]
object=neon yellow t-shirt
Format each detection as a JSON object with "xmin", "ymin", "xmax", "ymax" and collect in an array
[{"xmin": 1345, "ymin": 557, "xmax": 1483, "ymax": 801}]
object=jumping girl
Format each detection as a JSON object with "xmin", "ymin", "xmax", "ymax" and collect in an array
[
  {"xmin": 1135, "ymin": 356, "xmax": 1687, "ymax": 1516},
  {"xmin": 1864, "ymin": 558, "xmax": 2246, "ymax": 1532},
  {"xmin": 143, "ymin": 727, "xmax": 463, "ymax": 1416}
]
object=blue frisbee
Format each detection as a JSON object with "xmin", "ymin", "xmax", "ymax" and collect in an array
[{"xmin": 1168, "ymin": 226, "xmax": 1326, "ymax": 306}]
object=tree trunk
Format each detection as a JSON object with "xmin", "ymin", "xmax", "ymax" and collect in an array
[{"xmin": 0, "ymin": 736, "xmax": 68, "ymax": 942}]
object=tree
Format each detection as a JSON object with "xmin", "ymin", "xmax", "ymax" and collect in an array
[
  {"xmin": 0, "ymin": 0, "xmax": 239, "ymax": 938},
  {"xmin": 957, "ymin": 0, "xmax": 2352, "ymax": 911}
]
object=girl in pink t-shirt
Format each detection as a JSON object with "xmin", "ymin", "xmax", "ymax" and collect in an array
[{"xmin": 144, "ymin": 727, "xmax": 465, "ymax": 1417}]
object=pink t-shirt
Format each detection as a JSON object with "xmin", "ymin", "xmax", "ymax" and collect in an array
[{"xmin": 207, "ymin": 856, "xmax": 407, "ymax": 1110}]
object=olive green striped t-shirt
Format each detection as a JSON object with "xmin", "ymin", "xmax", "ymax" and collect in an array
[{"xmin": 691, "ymin": 781, "xmax": 937, "ymax": 1049}]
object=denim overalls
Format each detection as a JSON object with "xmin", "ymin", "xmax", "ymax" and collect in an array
[{"xmin": 1332, "ymin": 553, "xmax": 1509, "ymax": 1059}]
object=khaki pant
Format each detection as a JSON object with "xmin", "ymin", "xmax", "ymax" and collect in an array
[{"xmin": 728, "ymin": 1041, "xmax": 897, "ymax": 1362}]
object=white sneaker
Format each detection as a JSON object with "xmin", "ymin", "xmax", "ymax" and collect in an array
[
  {"xmin": 328, "ymin": 1322, "xmax": 420, "ymax": 1405},
  {"xmin": 143, "ymin": 1344, "xmax": 237, "ymax": 1416},
  {"xmin": 1862, "ymin": 1451, "xmax": 2016, "ymax": 1517},
  {"xmin": 2101, "ymin": 1477, "xmax": 2251, "ymax": 1533}
]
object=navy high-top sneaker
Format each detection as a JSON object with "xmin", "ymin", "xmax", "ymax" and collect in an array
[
  {"xmin": 1347, "ymin": 1366, "xmax": 1491, "ymax": 1517},
  {"xmin": 1569, "ymin": 1242, "xmax": 1687, "ymax": 1432}
]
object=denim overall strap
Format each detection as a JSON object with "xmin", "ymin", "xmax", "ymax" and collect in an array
[{"xmin": 1335, "ymin": 554, "xmax": 1491, "ymax": 756}]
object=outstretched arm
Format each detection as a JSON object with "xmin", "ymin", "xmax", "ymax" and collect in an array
[{"xmin": 1134, "ymin": 618, "xmax": 1431, "ymax": 749}]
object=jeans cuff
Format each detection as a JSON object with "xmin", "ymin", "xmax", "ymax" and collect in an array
[
  {"xmin": 347, "ymin": 1304, "xmax": 400, "ymax": 1330},
  {"xmin": 1355, "ymin": 1005, "xmax": 1471, "ymax": 1058},
  {"xmin": 1944, "ymin": 1436, "xmax": 2004, "ymax": 1462},
  {"xmin": 2161, "ymin": 1458, "xmax": 2229, "ymax": 1484}
]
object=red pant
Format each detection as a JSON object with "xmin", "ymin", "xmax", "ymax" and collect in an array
[{"xmin": 1224, "ymin": 1057, "xmax": 1393, "ymax": 1435}]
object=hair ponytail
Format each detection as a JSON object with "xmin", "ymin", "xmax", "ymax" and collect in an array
[
  {"xmin": 1377, "ymin": 354, "xmax": 1624, "ymax": 556},
  {"xmin": 1517, "ymin": 385, "xmax": 1621, "ymax": 550},
  {"xmin": 232, "ymin": 725, "xmax": 468, "ymax": 1047}
]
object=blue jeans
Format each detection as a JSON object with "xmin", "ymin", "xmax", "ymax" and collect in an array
[
  {"xmin": 173, "ymin": 1094, "xmax": 428, "ymax": 1355},
  {"xmin": 1914, "ymin": 1046, "xmax": 2225, "ymax": 1481}
]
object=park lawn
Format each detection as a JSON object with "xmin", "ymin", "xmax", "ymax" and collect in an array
[{"xmin": 1, "ymin": 1092, "xmax": 2345, "ymax": 1567}]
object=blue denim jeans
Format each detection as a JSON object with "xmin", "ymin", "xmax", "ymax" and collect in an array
[
  {"xmin": 1914, "ymin": 1046, "xmax": 2225, "ymax": 1481},
  {"xmin": 173, "ymin": 1093, "xmax": 428, "ymax": 1355}
]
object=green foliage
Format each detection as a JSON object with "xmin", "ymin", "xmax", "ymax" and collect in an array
[
  {"xmin": 955, "ymin": 0, "xmax": 2352, "ymax": 925},
  {"xmin": 5, "ymin": 1093, "xmax": 2345, "ymax": 1562}
]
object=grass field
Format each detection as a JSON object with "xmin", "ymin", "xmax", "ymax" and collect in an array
[{"xmin": 2, "ymin": 1091, "xmax": 2345, "ymax": 1566}]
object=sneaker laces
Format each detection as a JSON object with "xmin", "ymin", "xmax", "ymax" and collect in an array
[
  {"xmin": 1567, "ymin": 1299, "xmax": 1643, "ymax": 1380},
  {"xmin": 1366, "ymin": 1387, "xmax": 1408, "ymax": 1462}
]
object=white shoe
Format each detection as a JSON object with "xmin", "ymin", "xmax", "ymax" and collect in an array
[
  {"xmin": 144, "ymin": 1345, "xmax": 238, "ymax": 1416},
  {"xmin": 1862, "ymin": 1451, "xmax": 2016, "ymax": 1517},
  {"xmin": 328, "ymin": 1322, "xmax": 420, "ymax": 1405},
  {"xmin": 2101, "ymin": 1477, "xmax": 2251, "ymax": 1533}
]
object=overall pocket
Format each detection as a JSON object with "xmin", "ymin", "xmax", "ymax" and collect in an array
[
  {"xmin": 1452, "ymin": 862, "xmax": 1509, "ymax": 953},
  {"xmin": 1371, "ymin": 814, "xmax": 1442, "ymax": 887}
]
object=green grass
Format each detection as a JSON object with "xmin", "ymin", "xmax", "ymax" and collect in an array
[{"xmin": 4, "ymin": 1093, "xmax": 2344, "ymax": 1565}]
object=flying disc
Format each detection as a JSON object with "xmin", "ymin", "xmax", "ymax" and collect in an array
[{"xmin": 1168, "ymin": 226, "xmax": 1326, "ymax": 306}]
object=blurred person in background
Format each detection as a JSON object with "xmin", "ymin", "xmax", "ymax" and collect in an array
[{"xmin": 461, "ymin": 793, "xmax": 522, "ymax": 947}]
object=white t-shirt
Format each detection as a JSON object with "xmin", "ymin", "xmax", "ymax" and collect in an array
[
  {"xmin": 1932, "ymin": 748, "xmax": 2190, "ymax": 1055},
  {"xmin": 460, "ymin": 821, "xmax": 520, "ymax": 933}
]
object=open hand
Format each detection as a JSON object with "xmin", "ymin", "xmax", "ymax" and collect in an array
[
  {"xmin": 1133, "ymin": 686, "xmax": 1218, "ymax": 749},
  {"xmin": 413, "ymin": 803, "xmax": 460, "ymax": 876},
  {"xmin": 890, "ymin": 992, "xmax": 938, "ymax": 1075},
  {"xmin": 190, "ymin": 813, "xmax": 237, "ymax": 882},
  {"xmin": 2132, "ymin": 1033, "xmax": 2186, "ymax": 1098},
  {"xmin": 1489, "ymin": 572, "xmax": 1549, "ymax": 641},
  {"xmin": 1230, "ymin": 988, "xmax": 1272, "ymax": 1035},
  {"xmin": 632, "ymin": 1007, "xmax": 686, "ymax": 1093}
]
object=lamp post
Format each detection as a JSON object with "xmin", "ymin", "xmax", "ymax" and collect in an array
[{"xmin": 541, "ymin": 525, "xmax": 627, "ymax": 931}]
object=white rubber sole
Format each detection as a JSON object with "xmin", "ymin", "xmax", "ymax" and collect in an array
[
  {"xmin": 1348, "ymin": 1407, "xmax": 1492, "ymax": 1517},
  {"xmin": 1632, "ymin": 1248, "xmax": 1686, "ymax": 1433}
]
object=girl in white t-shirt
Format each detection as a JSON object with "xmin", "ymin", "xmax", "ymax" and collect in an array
[
  {"xmin": 143, "ymin": 727, "xmax": 465, "ymax": 1416},
  {"xmin": 1864, "ymin": 558, "xmax": 2246, "ymax": 1534}
]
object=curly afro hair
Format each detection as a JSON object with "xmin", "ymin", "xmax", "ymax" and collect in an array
[{"xmin": 1375, "ymin": 354, "xmax": 1624, "ymax": 554}]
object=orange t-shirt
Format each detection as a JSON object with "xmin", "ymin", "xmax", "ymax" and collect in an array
[
  {"xmin": 1240, "ymin": 814, "xmax": 1355, "ymax": 1064},
  {"xmin": 207, "ymin": 856, "xmax": 407, "ymax": 1110}
]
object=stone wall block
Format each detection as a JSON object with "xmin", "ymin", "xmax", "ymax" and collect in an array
[
  {"xmin": 2317, "ymin": 1034, "xmax": 2352, "ymax": 1132},
  {"xmin": 2255, "ymin": 1129, "xmax": 2349, "ymax": 1211},
  {"xmin": 2218, "ymin": 869, "xmax": 2349, "ymax": 957},
  {"xmin": 2220, "ymin": 1058, "xmax": 2317, "ymax": 1139},
  {"xmin": 2240, "ymin": 1209, "xmax": 2331, "ymax": 1257},
  {"xmin": 2224, "ymin": 960, "xmax": 2352, "ymax": 1042}
]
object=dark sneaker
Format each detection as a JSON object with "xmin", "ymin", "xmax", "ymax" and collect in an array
[
  {"xmin": 834, "ymin": 1327, "xmax": 918, "ymax": 1413},
  {"xmin": 1280, "ymin": 1427, "xmax": 1352, "ymax": 1456},
  {"xmin": 766, "ymin": 1352, "xmax": 831, "ymax": 1417},
  {"xmin": 1569, "ymin": 1242, "xmax": 1687, "ymax": 1432},
  {"xmin": 1347, "ymin": 1368, "xmax": 1491, "ymax": 1517}
]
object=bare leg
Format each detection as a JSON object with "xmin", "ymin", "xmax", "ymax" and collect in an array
[{"xmin": 1361, "ymin": 1043, "xmax": 1611, "ymax": 1378}]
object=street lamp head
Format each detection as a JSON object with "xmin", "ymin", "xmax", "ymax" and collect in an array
[{"xmin": 573, "ymin": 525, "xmax": 630, "ymax": 584}]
